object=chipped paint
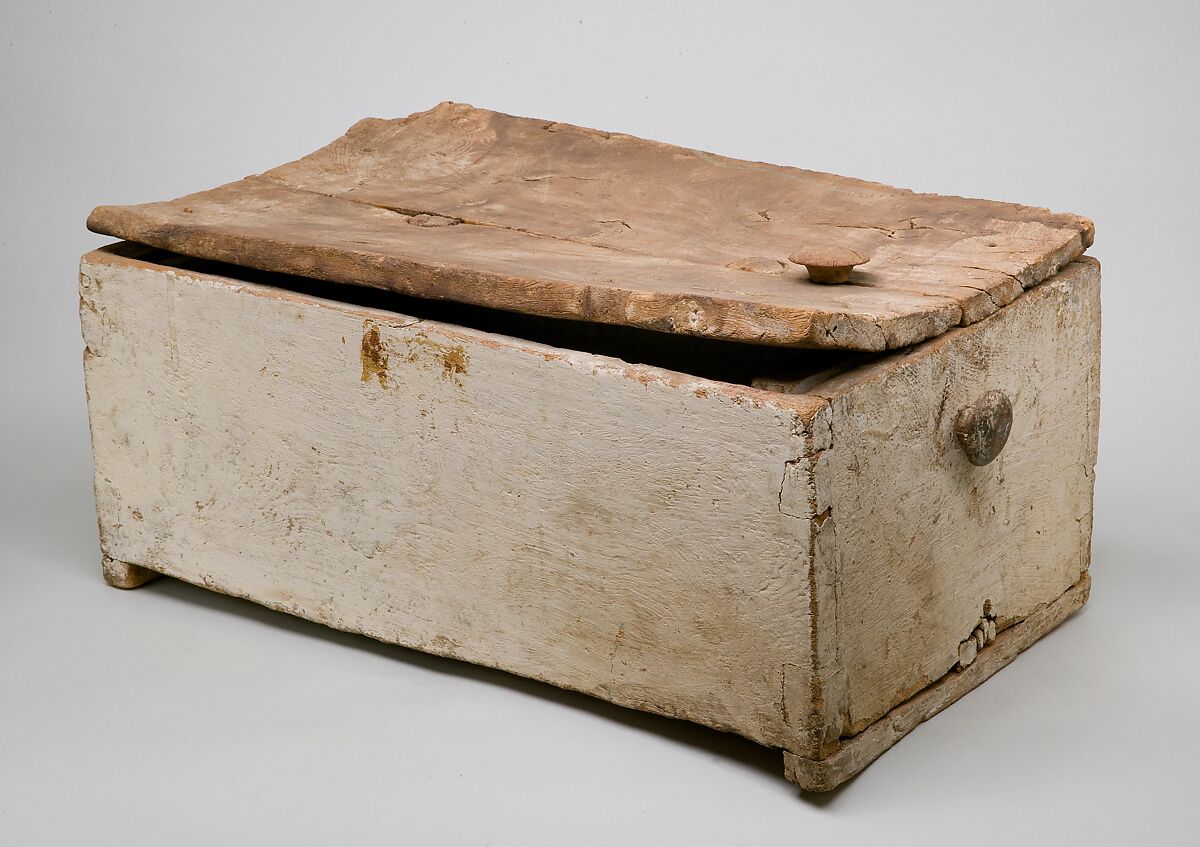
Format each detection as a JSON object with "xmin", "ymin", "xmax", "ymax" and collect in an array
[
  {"xmin": 360, "ymin": 322, "xmax": 388, "ymax": 388},
  {"xmin": 403, "ymin": 334, "xmax": 470, "ymax": 384}
]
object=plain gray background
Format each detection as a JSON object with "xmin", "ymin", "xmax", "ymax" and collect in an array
[{"xmin": 2, "ymin": 1, "xmax": 1198, "ymax": 843}]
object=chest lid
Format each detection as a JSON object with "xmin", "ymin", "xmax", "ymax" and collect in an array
[{"xmin": 87, "ymin": 102, "xmax": 1092, "ymax": 351}]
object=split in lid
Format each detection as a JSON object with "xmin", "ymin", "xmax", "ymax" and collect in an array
[{"xmin": 88, "ymin": 102, "xmax": 1093, "ymax": 352}]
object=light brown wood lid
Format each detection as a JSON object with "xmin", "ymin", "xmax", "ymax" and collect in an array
[{"xmin": 87, "ymin": 102, "xmax": 1093, "ymax": 351}]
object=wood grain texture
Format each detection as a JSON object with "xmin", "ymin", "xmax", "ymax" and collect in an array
[{"xmin": 87, "ymin": 102, "xmax": 1093, "ymax": 351}]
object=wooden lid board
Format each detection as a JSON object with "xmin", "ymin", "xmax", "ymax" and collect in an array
[{"xmin": 88, "ymin": 102, "xmax": 1093, "ymax": 351}]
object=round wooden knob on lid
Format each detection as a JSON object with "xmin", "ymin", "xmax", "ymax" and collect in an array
[
  {"xmin": 954, "ymin": 390, "xmax": 1013, "ymax": 466},
  {"xmin": 787, "ymin": 246, "xmax": 869, "ymax": 284}
]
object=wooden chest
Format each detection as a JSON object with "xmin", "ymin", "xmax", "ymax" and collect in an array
[{"xmin": 80, "ymin": 103, "xmax": 1099, "ymax": 791}]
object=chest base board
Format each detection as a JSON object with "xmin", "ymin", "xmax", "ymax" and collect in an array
[
  {"xmin": 100, "ymin": 552, "xmax": 1088, "ymax": 792},
  {"xmin": 784, "ymin": 572, "xmax": 1088, "ymax": 791}
]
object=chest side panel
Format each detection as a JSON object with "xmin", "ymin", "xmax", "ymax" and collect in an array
[
  {"xmin": 814, "ymin": 259, "xmax": 1100, "ymax": 735},
  {"xmin": 79, "ymin": 250, "xmax": 822, "ymax": 748}
]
